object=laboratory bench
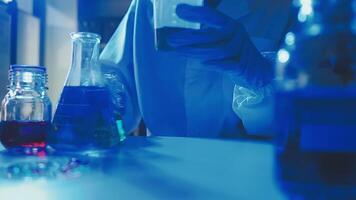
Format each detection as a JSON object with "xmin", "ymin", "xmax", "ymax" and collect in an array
[{"xmin": 0, "ymin": 136, "xmax": 354, "ymax": 200}]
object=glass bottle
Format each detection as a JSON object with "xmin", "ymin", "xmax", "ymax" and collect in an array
[
  {"xmin": 50, "ymin": 32, "xmax": 125, "ymax": 152},
  {"xmin": 274, "ymin": 0, "xmax": 356, "ymax": 199},
  {"xmin": 0, "ymin": 65, "xmax": 52, "ymax": 153}
]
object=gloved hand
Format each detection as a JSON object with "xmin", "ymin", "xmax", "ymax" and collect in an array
[{"xmin": 167, "ymin": 4, "xmax": 274, "ymax": 89}]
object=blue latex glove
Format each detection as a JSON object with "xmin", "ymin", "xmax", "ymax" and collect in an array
[{"xmin": 167, "ymin": 4, "xmax": 274, "ymax": 89}]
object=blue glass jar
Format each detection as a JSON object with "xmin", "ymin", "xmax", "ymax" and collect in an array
[
  {"xmin": 0, "ymin": 65, "xmax": 52, "ymax": 153},
  {"xmin": 274, "ymin": 0, "xmax": 356, "ymax": 199}
]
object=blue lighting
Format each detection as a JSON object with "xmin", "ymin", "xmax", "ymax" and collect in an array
[
  {"xmin": 285, "ymin": 32, "xmax": 295, "ymax": 46},
  {"xmin": 277, "ymin": 49, "xmax": 290, "ymax": 64},
  {"xmin": 308, "ymin": 24, "xmax": 321, "ymax": 35},
  {"xmin": 298, "ymin": 12, "xmax": 308, "ymax": 22},
  {"xmin": 300, "ymin": 0, "xmax": 312, "ymax": 6},
  {"xmin": 297, "ymin": 0, "xmax": 314, "ymax": 22}
]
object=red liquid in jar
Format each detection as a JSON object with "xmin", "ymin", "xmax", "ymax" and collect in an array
[{"xmin": 0, "ymin": 121, "xmax": 50, "ymax": 149}]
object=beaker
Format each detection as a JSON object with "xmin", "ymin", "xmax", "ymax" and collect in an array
[
  {"xmin": 153, "ymin": 0, "xmax": 204, "ymax": 50},
  {"xmin": 50, "ymin": 32, "xmax": 125, "ymax": 152}
]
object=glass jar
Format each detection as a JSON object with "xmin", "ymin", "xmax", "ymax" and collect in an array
[
  {"xmin": 0, "ymin": 65, "xmax": 52, "ymax": 153},
  {"xmin": 274, "ymin": 0, "xmax": 356, "ymax": 199}
]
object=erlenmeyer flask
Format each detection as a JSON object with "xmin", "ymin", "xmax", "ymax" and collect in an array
[{"xmin": 50, "ymin": 32, "xmax": 125, "ymax": 151}]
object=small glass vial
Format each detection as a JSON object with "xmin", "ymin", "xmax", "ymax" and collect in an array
[{"xmin": 0, "ymin": 65, "xmax": 52, "ymax": 153}]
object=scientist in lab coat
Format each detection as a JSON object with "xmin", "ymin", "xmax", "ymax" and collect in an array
[{"xmin": 100, "ymin": 0, "xmax": 292, "ymax": 137}]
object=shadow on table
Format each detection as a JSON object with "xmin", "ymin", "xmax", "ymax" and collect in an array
[{"xmin": 98, "ymin": 136, "xmax": 235, "ymax": 199}]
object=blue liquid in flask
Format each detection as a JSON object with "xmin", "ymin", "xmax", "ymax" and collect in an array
[{"xmin": 50, "ymin": 86, "xmax": 125, "ymax": 151}]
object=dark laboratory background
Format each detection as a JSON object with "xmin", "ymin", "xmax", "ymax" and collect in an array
[{"xmin": 0, "ymin": 0, "xmax": 132, "ymax": 105}]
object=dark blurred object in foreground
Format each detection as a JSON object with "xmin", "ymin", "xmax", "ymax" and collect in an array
[{"xmin": 274, "ymin": 0, "xmax": 356, "ymax": 199}]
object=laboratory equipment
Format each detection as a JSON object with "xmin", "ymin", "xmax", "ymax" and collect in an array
[
  {"xmin": 153, "ymin": 0, "xmax": 204, "ymax": 50},
  {"xmin": 0, "ymin": 65, "xmax": 52, "ymax": 152},
  {"xmin": 50, "ymin": 32, "xmax": 125, "ymax": 152},
  {"xmin": 274, "ymin": 0, "xmax": 356, "ymax": 199}
]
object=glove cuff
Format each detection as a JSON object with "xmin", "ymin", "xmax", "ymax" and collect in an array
[
  {"xmin": 232, "ymin": 51, "xmax": 277, "ymax": 135},
  {"xmin": 232, "ymin": 51, "xmax": 276, "ymax": 107}
]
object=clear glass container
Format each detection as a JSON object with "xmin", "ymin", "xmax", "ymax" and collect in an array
[
  {"xmin": 153, "ymin": 0, "xmax": 204, "ymax": 50},
  {"xmin": 0, "ymin": 65, "xmax": 52, "ymax": 152},
  {"xmin": 274, "ymin": 0, "xmax": 356, "ymax": 199},
  {"xmin": 50, "ymin": 32, "xmax": 125, "ymax": 152}
]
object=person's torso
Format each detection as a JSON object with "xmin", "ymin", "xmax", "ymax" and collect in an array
[{"xmin": 132, "ymin": 0, "xmax": 290, "ymax": 137}]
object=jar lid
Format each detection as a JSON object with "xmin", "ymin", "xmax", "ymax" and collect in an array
[{"xmin": 10, "ymin": 65, "xmax": 47, "ymax": 72}]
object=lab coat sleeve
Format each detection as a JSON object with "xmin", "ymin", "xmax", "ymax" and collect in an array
[
  {"xmin": 232, "ymin": 52, "xmax": 276, "ymax": 135},
  {"xmin": 100, "ymin": 0, "xmax": 141, "ymax": 133}
]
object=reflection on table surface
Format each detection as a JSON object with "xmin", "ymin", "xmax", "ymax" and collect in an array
[
  {"xmin": 0, "ymin": 136, "xmax": 354, "ymax": 200},
  {"xmin": 0, "ymin": 137, "xmax": 284, "ymax": 200}
]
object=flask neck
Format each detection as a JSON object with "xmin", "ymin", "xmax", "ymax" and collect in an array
[{"xmin": 66, "ymin": 32, "xmax": 102, "ymax": 86}]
